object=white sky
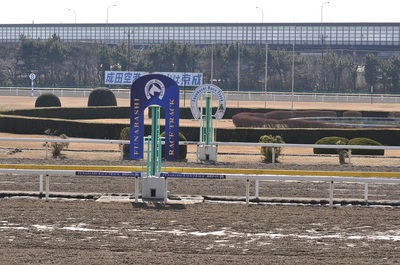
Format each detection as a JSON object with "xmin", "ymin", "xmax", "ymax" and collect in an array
[{"xmin": 1, "ymin": 0, "xmax": 399, "ymax": 24}]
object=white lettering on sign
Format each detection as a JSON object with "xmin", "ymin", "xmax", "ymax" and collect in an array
[
  {"xmin": 190, "ymin": 84, "xmax": 226, "ymax": 120},
  {"xmin": 105, "ymin": 71, "xmax": 203, "ymax": 86}
]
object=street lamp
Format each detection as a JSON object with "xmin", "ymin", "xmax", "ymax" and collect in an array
[
  {"xmin": 210, "ymin": 43, "xmax": 214, "ymax": 84},
  {"xmin": 68, "ymin": 9, "xmax": 76, "ymax": 23},
  {"xmin": 124, "ymin": 30, "xmax": 134, "ymax": 71},
  {"xmin": 237, "ymin": 42, "xmax": 240, "ymax": 108},
  {"xmin": 256, "ymin": 7, "xmax": 264, "ymax": 23},
  {"xmin": 320, "ymin": 2, "xmax": 329, "ymax": 49},
  {"xmin": 106, "ymin": 4, "xmax": 116, "ymax": 24},
  {"xmin": 264, "ymin": 43, "xmax": 268, "ymax": 108},
  {"xmin": 106, "ymin": 4, "xmax": 116, "ymax": 43},
  {"xmin": 320, "ymin": 1, "xmax": 329, "ymax": 90},
  {"xmin": 291, "ymin": 44, "xmax": 295, "ymax": 109}
]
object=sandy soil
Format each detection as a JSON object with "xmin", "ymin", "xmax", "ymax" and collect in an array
[{"xmin": 1, "ymin": 95, "xmax": 400, "ymax": 264}]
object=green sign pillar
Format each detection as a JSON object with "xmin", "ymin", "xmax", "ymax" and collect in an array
[
  {"xmin": 147, "ymin": 105, "xmax": 162, "ymax": 176},
  {"xmin": 191, "ymin": 84, "xmax": 226, "ymax": 163},
  {"xmin": 204, "ymin": 94, "xmax": 213, "ymax": 145}
]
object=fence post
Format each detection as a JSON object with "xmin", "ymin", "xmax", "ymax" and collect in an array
[
  {"xmin": 272, "ymin": 148, "xmax": 276, "ymax": 164},
  {"xmin": 348, "ymin": 149, "xmax": 352, "ymax": 166},
  {"xmin": 135, "ymin": 176, "xmax": 139, "ymax": 203},
  {"xmin": 119, "ymin": 144, "xmax": 123, "ymax": 161},
  {"xmin": 246, "ymin": 179, "xmax": 250, "ymax": 205},
  {"xmin": 364, "ymin": 183, "xmax": 369, "ymax": 206},
  {"xmin": 255, "ymin": 180, "xmax": 259, "ymax": 199},
  {"xmin": 39, "ymin": 174, "xmax": 43, "ymax": 198},
  {"xmin": 45, "ymin": 142, "xmax": 48, "ymax": 160},
  {"xmin": 329, "ymin": 181, "xmax": 334, "ymax": 207},
  {"xmin": 45, "ymin": 174, "xmax": 50, "ymax": 200},
  {"xmin": 164, "ymin": 177, "xmax": 168, "ymax": 204}
]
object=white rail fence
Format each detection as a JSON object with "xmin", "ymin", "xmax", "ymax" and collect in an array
[
  {"xmin": 1, "ymin": 168, "xmax": 399, "ymax": 207},
  {"xmin": 1, "ymin": 137, "xmax": 400, "ymax": 164},
  {"xmin": 0, "ymin": 168, "xmax": 142, "ymax": 202},
  {"xmin": 3, "ymin": 87, "xmax": 400, "ymax": 104},
  {"xmin": 1, "ymin": 137, "xmax": 399, "ymax": 206},
  {"xmin": 212, "ymin": 141, "xmax": 400, "ymax": 166},
  {"xmin": 159, "ymin": 172, "xmax": 400, "ymax": 206}
]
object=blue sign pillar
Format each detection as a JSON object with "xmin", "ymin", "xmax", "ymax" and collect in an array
[{"xmin": 130, "ymin": 74, "xmax": 180, "ymax": 160}]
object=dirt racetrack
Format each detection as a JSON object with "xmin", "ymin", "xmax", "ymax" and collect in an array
[
  {"xmin": 1, "ymin": 199, "xmax": 399, "ymax": 265},
  {"xmin": 1, "ymin": 95, "xmax": 400, "ymax": 264}
]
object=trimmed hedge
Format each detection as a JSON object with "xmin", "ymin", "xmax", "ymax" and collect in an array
[
  {"xmin": 313, "ymin": 136, "xmax": 384, "ymax": 155},
  {"xmin": 232, "ymin": 111, "xmax": 338, "ymax": 128},
  {"xmin": 120, "ymin": 127, "xmax": 130, "ymax": 160},
  {"xmin": 259, "ymin": 135, "xmax": 284, "ymax": 163},
  {"xmin": 87, "ymin": 88, "xmax": 117, "ymax": 106},
  {"xmin": 1, "ymin": 107, "xmax": 400, "ymax": 147},
  {"xmin": 155, "ymin": 107, "xmax": 395, "ymax": 120},
  {"xmin": 4, "ymin": 106, "xmax": 397, "ymax": 121},
  {"xmin": 313, "ymin": 136, "xmax": 349, "ymax": 154},
  {"xmin": 347, "ymin": 137, "xmax": 384, "ymax": 155},
  {"xmin": 35, "ymin": 93, "xmax": 61, "ymax": 107},
  {"xmin": 0, "ymin": 107, "xmax": 130, "ymax": 119}
]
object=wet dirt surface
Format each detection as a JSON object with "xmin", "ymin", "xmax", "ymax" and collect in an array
[
  {"xmin": 0, "ymin": 199, "xmax": 399, "ymax": 265},
  {"xmin": 1, "ymin": 159, "xmax": 400, "ymax": 264}
]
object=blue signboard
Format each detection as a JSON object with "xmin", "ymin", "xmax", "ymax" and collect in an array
[
  {"xmin": 130, "ymin": 74, "xmax": 180, "ymax": 160},
  {"xmin": 105, "ymin": 71, "xmax": 203, "ymax": 86},
  {"xmin": 160, "ymin": 172, "xmax": 226, "ymax": 179},
  {"xmin": 76, "ymin": 171, "xmax": 141, "ymax": 177}
]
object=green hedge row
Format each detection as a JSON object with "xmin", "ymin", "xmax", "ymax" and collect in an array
[
  {"xmin": 206, "ymin": 127, "xmax": 400, "ymax": 146},
  {"xmin": 154, "ymin": 107, "xmax": 394, "ymax": 120},
  {"xmin": 0, "ymin": 114, "xmax": 130, "ymax": 139},
  {"xmin": 2, "ymin": 106, "xmax": 395, "ymax": 120},
  {"xmin": 2, "ymin": 106, "xmax": 400, "ymax": 145},
  {"xmin": 313, "ymin": 136, "xmax": 385, "ymax": 155},
  {"xmin": 1, "ymin": 107, "xmax": 130, "ymax": 120},
  {"xmin": 2, "ymin": 114, "xmax": 400, "ymax": 145},
  {"xmin": 232, "ymin": 111, "xmax": 338, "ymax": 128}
]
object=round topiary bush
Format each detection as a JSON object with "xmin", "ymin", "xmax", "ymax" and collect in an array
[
  {"xmin": 87, "ymin": 88, "xmax": 117, "ymax": 106},
  {"xmin": 120, "ymin": 127, "xmax": 130, "ymax": 160},
  {"xmin": 313, "ymin": 136, "xmax": 349, "ymax": 154},
  {"xmin": 259, "ymin": 134, "xmax": 284, "ymax": 163},
  {"xmin": 35, "ymin": 93, "xmax": 61, "ymax": 107},
  {"xmin": 348, "ymin": 137, "xmax": 384, "ymax": 155}
]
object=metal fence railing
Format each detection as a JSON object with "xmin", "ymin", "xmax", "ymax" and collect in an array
[{"xmin": 2, "ymin": 87, "xmax": 400, "ymax": 104}]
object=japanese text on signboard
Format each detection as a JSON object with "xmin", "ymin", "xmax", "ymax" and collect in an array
[{"xmin": 105, "ymin": 71, "xmax": 203, "ymax": 86}]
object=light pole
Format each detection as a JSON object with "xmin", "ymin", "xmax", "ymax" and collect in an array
[
  {"xmin": 106, "ymin": 4, "xmax": 116, "ymax": 43},
  {"xmin": 106, "ymin": 4, "xmax": 116, "ymax": 24},
  {"xmin": 319, "ymin": 2, "xmax": 329, "ymax": 57},
  {"xmin": 237, "ymin": 42, "xmax": 240, "ymax": 108},
  {"xmin": 264, "ymin": 43, "xmax": 268, "ymax": 108},
  {"xmin": 256, "ymin": 7, "xmax": 264, "ymax": 23},
  {"xmin": 210, "ymin": 43, "xmax": 214, "ymax": 84},
  {"xmin": 291, "ymin": 44, "xmax": 295, "ymax": 110},
  {"xmin": 124, "ymin": 30, "xmax": 133, "ymax": 71},
  {"xmin": 320, "ymin": 1, "xmax": 329, "ymax": 91},
  {"xmin": 68, "ymin": 9, "xmax": 76, "ymax": 23}
]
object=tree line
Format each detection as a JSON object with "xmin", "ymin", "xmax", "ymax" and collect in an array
[{"xmin": 1, "ymin": 33, "xmax": 400, "ymax": 94}]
